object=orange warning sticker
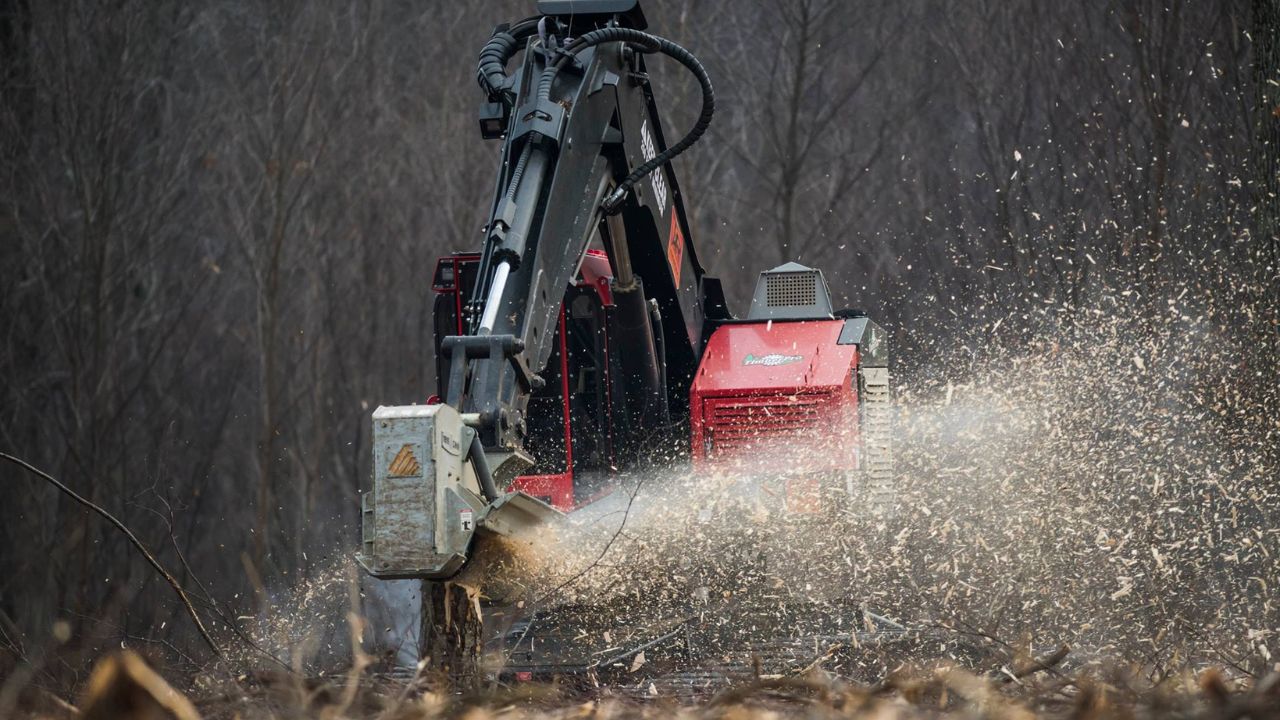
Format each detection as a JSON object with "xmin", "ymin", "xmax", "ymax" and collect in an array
[
  {"xmin": 387, "ymin": 444, "xmax": 422, "ymax": 477},
  {"xmin": 666, "ymin": 212, "xmax": 684, "ymax": 286}
]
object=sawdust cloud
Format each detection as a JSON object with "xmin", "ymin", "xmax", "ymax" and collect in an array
[
  {"xmin": 472, "ymin": 277, "xmax": 1278, "ymax": 676},
  {"xmin": 232, "ymin": 274, "xmax": 1277, "ymax": 681}
]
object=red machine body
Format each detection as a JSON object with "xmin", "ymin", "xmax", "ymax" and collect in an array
[
  {"xmin": 362, "ymin": 0, "xmax": 891, "ymax": 595},
  {"xmin": 432, "ymin": 252, "xmax": 884, "ymax": 516},
  {"xmin": 691, "ymin": 320, "xmax": 860, "ymax": 474}
]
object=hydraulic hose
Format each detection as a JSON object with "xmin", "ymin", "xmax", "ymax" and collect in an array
[
  {"xmin": 468, "ymin": 432, "xmax": 500, "ymax": 502},
  {"xmin": 535, "ymin": 27, "xmax": 715, "ymax": 215},
  {"xmin": 477, "ymin": 17, "xmax": 541, "ymax": 100}
]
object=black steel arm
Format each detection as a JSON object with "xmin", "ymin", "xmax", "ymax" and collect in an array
[{"xmin": 444, "ymin": 1, "xmax": 728, "ymax": 480}]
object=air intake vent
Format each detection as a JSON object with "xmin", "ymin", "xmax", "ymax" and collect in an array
[
  {"xmin": 704, "ymin": 393, "xmax": 832, "ymax": 455},
  {"xmin": 747, "ymin": 262, "xmax": 834, "ymax": 320},
  {"xmin": 765, "ymin": 272, "xmax": 818, "ymax": 307}
]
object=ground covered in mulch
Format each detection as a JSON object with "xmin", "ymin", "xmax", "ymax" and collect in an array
[{"xmin": 13, "ymin": 648, "xmax": 1280, "ymax": 720}]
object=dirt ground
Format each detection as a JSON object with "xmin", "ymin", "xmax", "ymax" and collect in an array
[{"xmin": 11, "ymin": 648, "xmax": 1280, "ymax": 720}]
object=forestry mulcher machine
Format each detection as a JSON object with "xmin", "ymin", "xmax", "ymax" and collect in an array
[{"xmin": 357, "ymin": 0, "xmax": 895, "ymax": 688}]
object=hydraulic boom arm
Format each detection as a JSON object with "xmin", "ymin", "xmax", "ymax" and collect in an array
[
  {"xmin": 449, "ymin": 0, "xmax": 721, "ymax": 481},
  {"xmin": 358, "ymin": 0, "xmax": 727, "ymax": 579}
]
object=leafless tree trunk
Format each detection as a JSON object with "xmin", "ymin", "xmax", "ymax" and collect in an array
[{"xmin": 419, "ymin": 582, "xmax": 483, "ymax": 689}]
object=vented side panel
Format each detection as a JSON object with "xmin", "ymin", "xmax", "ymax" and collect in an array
[
  {"xmin": 858, "ymin": 367, "xmax": 895, "ymax": 517},
  {"xmin": 746, "ymin": 263, "xmax": 835, "ymax": 320},
  {"xmin": 704, "ymin": 393, "xmax": 831, "ymax": 454},
  {"xmin": 764, "ymin": 272, "xmax": 818, "ymax": 307}
]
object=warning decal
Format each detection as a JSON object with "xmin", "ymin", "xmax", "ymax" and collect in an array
[
  {"xmin": 640, "ymin": 120, "xmax": 667, "ymax": 213},
  {"xmin": 460, "ymin": 509, "xmax": 474, "ymax": 532},
  {"xmin": 387, "ymin": 444, "xmax": 421, "ymax": 477},
  {"xmin": 666, "ymin": 212, "xmax": 684, "ymax": 286}
]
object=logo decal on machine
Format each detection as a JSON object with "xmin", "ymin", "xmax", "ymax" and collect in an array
[
  {"xmin": 640, "ymin": 119, "xmax": 667, "ymax": 213},
  {"xmin": 387, "ymin": 444, "xmax": 422, "ymax": 477},
  {"xmin": 666, "ymin": 212, "xmax": 684, "ymax": 286},
  {"xmin": 743, "ymin": 353, "xmax": 804, "ymax": 367}
]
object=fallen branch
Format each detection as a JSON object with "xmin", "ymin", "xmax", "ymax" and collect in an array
[
  {"xmin": 793, "ymin": 643, "xmax": 842, "ymax": 677},
  {"xmin": 1000, "ymin": 644, "xmax": 1070, "ymax": 684},
  {"xmin": 1, "ymin": 451, "xmax": 223, "ymax": 659},
  {"xmin": 503, "ymin": 470, "xmax": 650, "ymax": 663},
  {"xmin": 709, "ymin": 675, "xmax": 833, "ymax": 707}
]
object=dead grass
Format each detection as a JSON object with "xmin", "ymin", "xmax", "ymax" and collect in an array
[{"xmin": 12, "ymin": 651, "xmax": 1280, "ymax": 719}]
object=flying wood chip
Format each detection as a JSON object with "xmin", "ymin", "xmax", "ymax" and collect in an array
[{"xmin": 387, "ymin": 444, "xmax": 421, "ymax": 477}]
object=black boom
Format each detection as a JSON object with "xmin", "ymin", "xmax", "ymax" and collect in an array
[{"xmin": 440, "ymin": 0, "xmax": 729, "ymax": 481}]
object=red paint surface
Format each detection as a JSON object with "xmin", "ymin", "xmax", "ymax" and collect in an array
[
  {"xmin": 508, "ymin": 473, "xmax": 575, "ymax": 510},
  {"xmin": 694, "ymin": 319, "xmax": 854, "ymax": 392},
  {"xmin": 579, "ymin": 249, "xmax": 615, "ymax": 306},
  {"xmin": 690, "ymin": 319, "xmax": 861, "ymax": 474}
]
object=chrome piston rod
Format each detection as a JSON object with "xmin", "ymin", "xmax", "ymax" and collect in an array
[{"xmin": 477, "ymin": 260, "xmax": 511, "ymax": 335}]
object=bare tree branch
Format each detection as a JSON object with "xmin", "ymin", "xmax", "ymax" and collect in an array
[{"xmin": 0, "ymin": 451, "xmax": 222, "ymax": 659}]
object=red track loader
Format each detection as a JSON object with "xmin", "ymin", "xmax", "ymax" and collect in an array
[{"xmin": 356, "ymin": 0, "xmax": 896, "ymax": 686}]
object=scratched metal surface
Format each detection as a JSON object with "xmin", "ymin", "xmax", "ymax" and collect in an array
[{"xmin": 369, "ymin": 407, "xmax": 437, "ymax": 575}]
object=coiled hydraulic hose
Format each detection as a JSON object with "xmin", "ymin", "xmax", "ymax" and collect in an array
[
  {"xmin": 535, "ymin": 27, "xmax": 715, "ymax": 214},
  {"xmin": 477, "ymin": 17, "xmax": 540, "ymax": 100}
]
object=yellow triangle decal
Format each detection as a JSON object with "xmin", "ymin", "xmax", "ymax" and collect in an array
[{"xmin": 387, "ymin": 444, "xmax": 421, "ymax": 477}]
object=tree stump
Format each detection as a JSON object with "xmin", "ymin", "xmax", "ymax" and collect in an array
[{"xmin": 420, "ymin": 581, "xmax": 483, "ymax": 688}]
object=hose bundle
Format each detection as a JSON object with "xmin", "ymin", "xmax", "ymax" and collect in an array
[
  {"xmin": 477, "ymin": 18, "xmax": 540, "ymax": 100},
  {"xmin": 536, "ymin": 27, "xmax": 715, "ymax": 214},
  {"xmin": 478, "ymin": 19, "xmax": 715, "ymax": 216}
]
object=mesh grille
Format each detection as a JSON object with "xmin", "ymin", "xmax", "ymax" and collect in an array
[
  {"xmin": 764, "ymin": 272, "xmax": 818, "ymax": 307},
  {"xmin": 705, "ymin": 394, "xmax": 830, "ymax": 453}
]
